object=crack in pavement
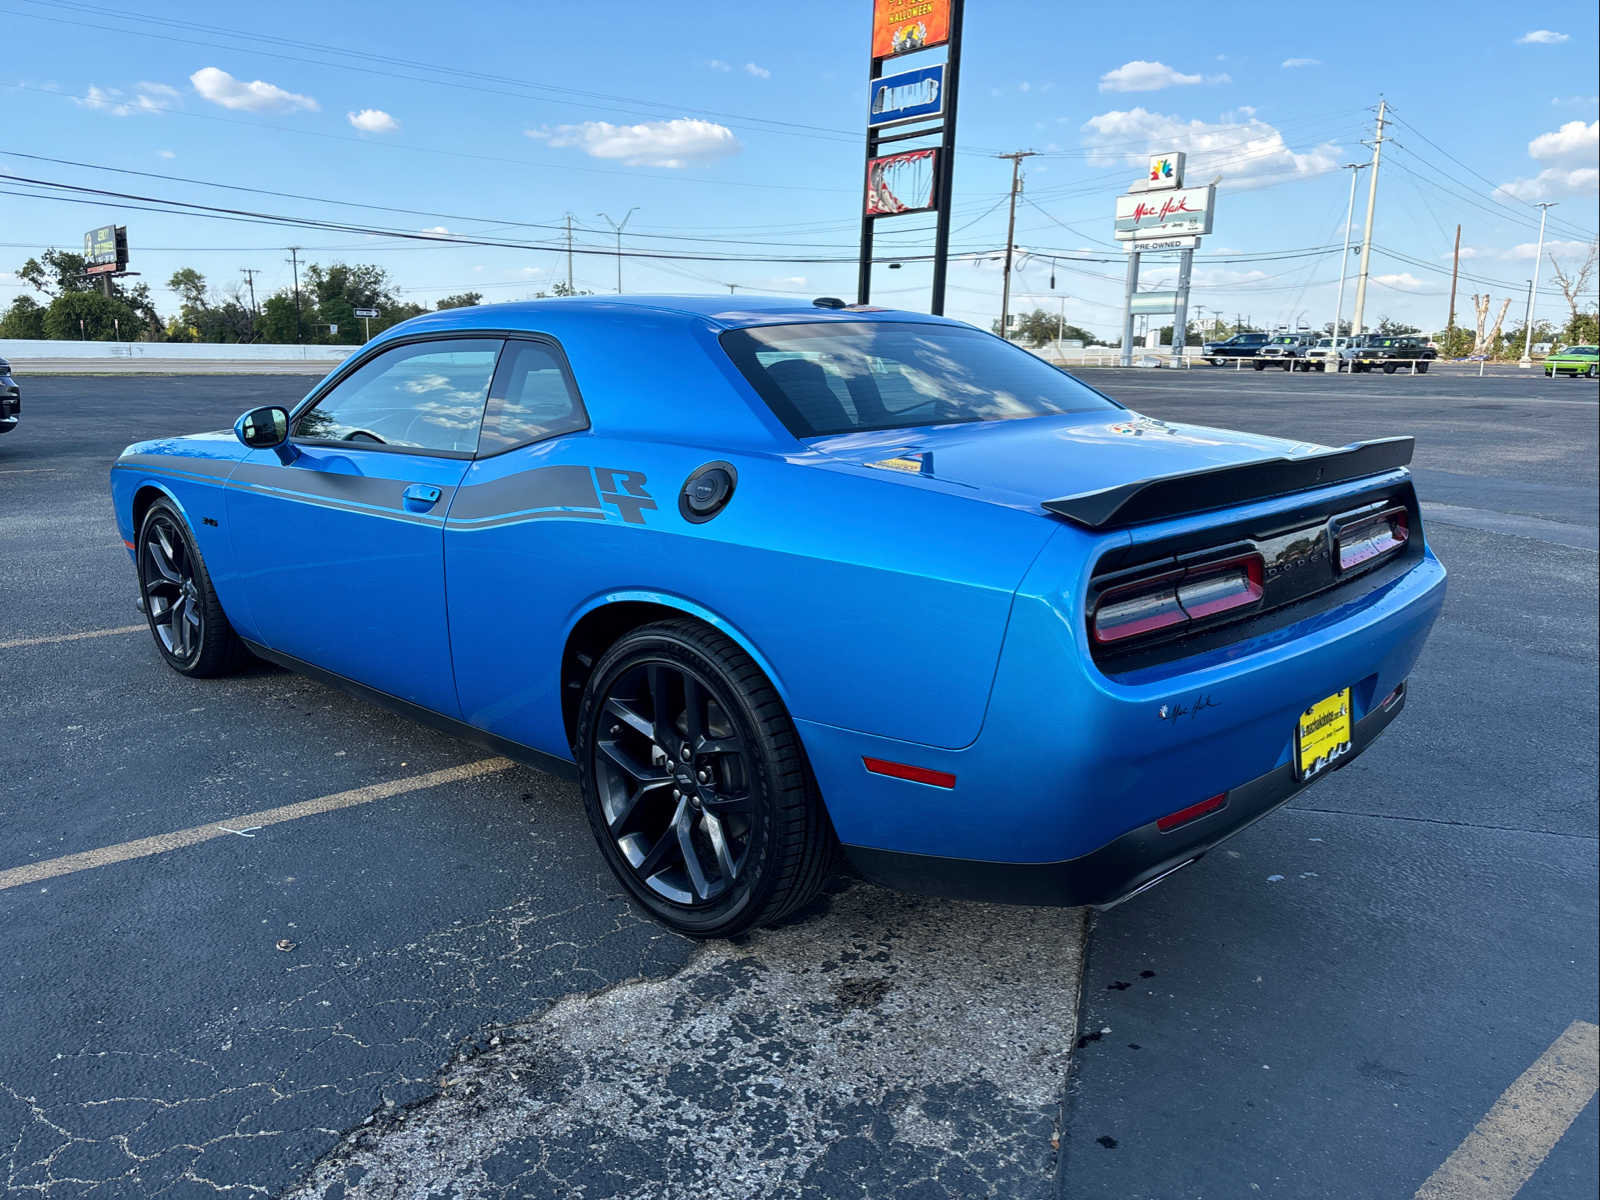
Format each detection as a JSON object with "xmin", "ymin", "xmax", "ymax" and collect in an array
[{"xmin": 287, "ymin": 884, "xmax": 1087, "ymax": 1200}]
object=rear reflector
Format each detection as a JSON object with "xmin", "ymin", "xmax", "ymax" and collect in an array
[
  {"xmin": 862, "ymin": 757, "xmax": 957, "ymax": 789},
  {"xmin": 1156, "ymin": 792, "xmax": 1227, "ymax": 832},
  {"xmin": 1336, "ymin": 506, "xmax": 1409, "ymax": 572}
]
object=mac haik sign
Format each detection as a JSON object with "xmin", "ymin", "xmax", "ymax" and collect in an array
[{"xmin": 1114, "ymin": 185, "xmax": 1215, "ymax": 240}]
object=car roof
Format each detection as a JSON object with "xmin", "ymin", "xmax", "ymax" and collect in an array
[{"xmin": 380, "ymin": 294, "xmax": 965, "ymax": 339}]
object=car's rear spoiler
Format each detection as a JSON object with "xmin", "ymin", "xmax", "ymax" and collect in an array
[{"xmin": 1041, "ymin": 436, "xmax": 1414, "ymax": 529}]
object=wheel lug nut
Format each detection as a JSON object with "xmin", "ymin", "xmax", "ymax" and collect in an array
[
  {"xmin": 680, "ymin": 745, "xmax": 691, "ymax": 760},
  {"xmin": 697, "ymin": 770, "xmax": 710, "ymax": 783},
  {"xmin": 672, "ymin": 788, "xmax": 681, "ymax": 800}
]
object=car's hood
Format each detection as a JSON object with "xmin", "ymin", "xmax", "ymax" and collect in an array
[{"xmin": 808, "ymin": 411, "xmax": 1331, "ymax": 513}]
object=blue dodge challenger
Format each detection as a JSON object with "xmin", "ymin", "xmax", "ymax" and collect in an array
[{"xmin": 110, "ymin": 296, "xmax": 1445, "ymax": 935}]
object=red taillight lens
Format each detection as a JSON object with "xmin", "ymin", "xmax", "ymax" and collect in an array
[
  {"xmin": 1092, "ymin": 571, "xmax": 1185, "ymax": 643},
  {"xmin": 1176, "ymin": 555, "xmax": 1263, "ymax": 620},
  {"xmin": 1092, "ymin": 554, "xmax": 1264, "ymax": 645},
  {"xmin": 1336, "ymin": 506, "xmax": 1409, "ymax": 572}
]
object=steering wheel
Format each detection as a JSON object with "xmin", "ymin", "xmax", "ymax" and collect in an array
[{"xmin": 340, "ymin": 428, "xmax": 387, "ymax": 444}]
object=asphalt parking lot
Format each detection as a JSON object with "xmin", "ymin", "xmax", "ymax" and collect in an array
[{"xmin": 1, "ymin": 364, "xmax": 1595, "ymax": 1199}]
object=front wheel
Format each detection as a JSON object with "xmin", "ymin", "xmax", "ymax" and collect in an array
[
  {"xmin": 1416, "ymin": 361, "xmax": 1430, "ymax": 374},
  {"xmin": 1587, "ymin": 364, "xmax": 1597, "ymax": 378},
  {"xmin": 136, "ymin": 500, "xmax": 246, "ymax": 677},
  {"xmin": 1383, "ymin": 363, "xmax": 1398, "ymax": 374},
  {"xmin": 1253, "ymin": 361, "xmax": 1266, "ymax": 371},
  {"xmin": 576, "ymin": 620, "xmax": 835, "ymax": 937}
]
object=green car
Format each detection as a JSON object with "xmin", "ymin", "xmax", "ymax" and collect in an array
[{"xmin": 1544, "ymin": 345, "xmax": 1598, "ymax": 377}]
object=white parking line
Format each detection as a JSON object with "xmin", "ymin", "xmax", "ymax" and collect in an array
[
  {"xmin": 0, "ymin": 757, "xmax": 516, "ymax": 892},
  {"xmin": 0, "ymin": 623, "xmax": 147, "ymax": 650},
  {"xmin": 1414, "ymin": 1019, "xmax": 1599, "ymax": 1200}
]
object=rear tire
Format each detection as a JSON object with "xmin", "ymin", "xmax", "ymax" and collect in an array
[
  {"xmin": 1383, "ymin": 363, "xmax": 1398, "ymax": 374},
  {"xmin": 1253, "ymin": 361, "xmax": 1265, "ymax": 371},
  {"xmin": 136, "ymin": 500, "xmax": 246, "ymax": 678},
  {"xmin": 576, "ymin": 619, "xmax": 835, "ymax": 937},
  {"xmin": 1416, "ymin": 361, "xmax": 1430, "ymax": 374},
  {"xmin": 1587, "ymin": 364, "xmax": 1597, "ymax": 378}
]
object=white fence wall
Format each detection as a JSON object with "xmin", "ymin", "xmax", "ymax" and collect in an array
[{"xmin": 0, "ymin": 340, "xmax": 347, "ymax": 364}]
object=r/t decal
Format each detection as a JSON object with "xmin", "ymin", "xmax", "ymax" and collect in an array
[{"xmin": 594, "ymin": 467, "xmax": 658, "ymax": 525}]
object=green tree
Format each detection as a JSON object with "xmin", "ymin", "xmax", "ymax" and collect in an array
[
  {"xmin": 18, "ymin": 249, "xmax": 97, "ymax": 297},
  {"xmin": 258, "ymin": 292, "xmax": 309, "ymax": 344},
  {"xmin": 436, "ymin": 292, "xmax": 483, "ymax": 309},
  {"xmin": 42, "ymin": 290, "xmax": 144, "ymax": 341},
  {"xmin": 991, "ymin": 308, "xmax": 1100, "ymax": 347},
  {"xmin": 1375, "ymin": 316, "xmax": 1420, "ymax": 336},
  {"xmin": 0, "ymin": 295, "xmax": 47, "ymax": 338},
  {"xmin": 1436, "ymin": 327, "xmax": 1474, "ymax": 358}
]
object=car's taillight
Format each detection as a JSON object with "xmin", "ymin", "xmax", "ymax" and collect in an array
[
  {"xmin": 1336, "ymin": 506, "xmax": 1409, "ymax": 572},
  {"xmin": 1093, "ymin": 554, "xmax": 1264, "ymax": 644}
]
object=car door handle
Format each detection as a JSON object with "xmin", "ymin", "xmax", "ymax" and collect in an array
[{"xmin": 403, "ymin": 483, "xmax": 443, "ymax": 510}]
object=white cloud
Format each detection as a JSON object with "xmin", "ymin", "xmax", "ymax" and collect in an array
[
  {"xmin": 1281, "ymin": 58, "xmax": 1321, "ymax": 68},
  {"xmin": 1081, "ymin": 106, "xmax": 1341, "ymax": 189},
  {"xmin": 1551, "ymin": 95, "xmax": 1598, "ymax": 107},
  {"xmin": 706, "ymin": 59, "xmax": 731, "ymax": 71},
  {"xmin": 1098, "ymin": 60, "xmax": 1228, "ymax": 93},
  {"xmin": 1373, "ymin": 273, "xmax": 1426, "ymax": 291},
  {"xmin": 1517, "ymin": 30, "xmax": 1569, "ymax": 44},
  {"xmin": 75, "ymin": 81, "xmax": 179, "ymax": 116},
  {"xmin": 157, "ymin": 149, "xmax": 176, "ymax": 159},
  {"xmin": 347, "ymin": 108, "xmax": 399, "ymax": 133},
  {"xmin": 422, "ymin": 226, "xmax": 450, "ymax": 235},
  {"xmin": 1495, "ymin": 165, "xmax": 1600, "ymax": 202},
  {"xmin": 190, "ymin": 67, "xmax": 318, "ymax": 113},
  {"xmin": 1460, "ymin": 238, "xmax": 1596, "ymax": 261},
  {"xmin": 526, "ymin": 117, "xmax": 739, "ymax": 167},
  {"xmin": 517, "ymin": 266, "xmax": 544, "ymax": 277},
  {"xmin": 1529, "ymin": 119, "xmax": 1597, "ymax": 159},
  {"xmin": 743, "ymin": 62, "xmax": 770, "ymax": 79}
]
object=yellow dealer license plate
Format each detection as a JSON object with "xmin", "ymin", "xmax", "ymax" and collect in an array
[{"xmin": 1296, "ymin": 688, "xmax": 1352, "ymax": 780}]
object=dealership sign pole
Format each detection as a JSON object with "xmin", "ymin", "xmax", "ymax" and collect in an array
[
  {"xmin": 1114, "ymin": 153, "xmax": 1213, "ymax": 366},
  {"xmin": 858, "ymin": 0, "xmax": 963, "ymax": 314}
]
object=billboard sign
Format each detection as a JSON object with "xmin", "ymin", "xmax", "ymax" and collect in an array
[
  {"xmin": 83, "ymin": 224, "xmax": 128, "ymax": 275},
  {"xmin": 871, "ymin": 0, "xmax": 952, "ymax": 59},
  {"xmin": 1129, "ymin": 290, "xmax": 1180, "ymax": 315},
  {"xmin": 866, "ymin": 148, "xmax": 939, "ymax": 217},
  {"xmin": 1114, "ymin": 186, "xmax": 1214, "ymax": 240},
  {"xmin": 868, "ymin": 63, "xmax": 946, "ymax": 128},
  {"xmin": 1146, "ymin": 152, "xmax": 1185, "ymax": 191}
]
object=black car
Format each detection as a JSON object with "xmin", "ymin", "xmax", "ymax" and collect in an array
[
  {"xmin": 0, "ymin": 357, "xmax": 18, "ymax": 436},
  {"xmin": 1201, "ymin": 332, "xmax": 1270, "ymax": 364}
]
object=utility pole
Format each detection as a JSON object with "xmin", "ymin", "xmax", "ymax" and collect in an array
[
  {"xmin": 240, "ymin": 267, "xmax": 260, "ymax": 340},
  {"xmin": 725, "ymin": 283, "xmax": 738, "ymax": 294},
  {"xmin": 564, "ymin": 214, "xmax": 575, "ymax": 293},
  {"xmin": 1519, "ymin": 202, "xmax": 1556, "ymax": 367},
  {"xmin": 1330, "ymin": 162, "xmax": 1368, "ymax": 347},
  {"xmin": 996, "ymin": 150, "xmax": 1035, "ymax": 340},
  {"xmin": 1350, "ymin": 97, "xmax": 1387, "ymax": 336},
  {"xmin": 1446, "ymin": 224, "xmax": 1461, "ymax": 338},
  {"xmin": 285, "ymin": 247, "xmax": 302, "ymax": 344},
  {"xmin": 596, "ymin": 207, "xmax": 639, "ymax": 295}
]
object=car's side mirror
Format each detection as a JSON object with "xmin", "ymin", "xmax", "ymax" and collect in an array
[{"xmin": 233, "ymin": 405, "xmax": 296, "ymax": 462}]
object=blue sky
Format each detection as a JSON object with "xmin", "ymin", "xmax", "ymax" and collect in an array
[{"xmin": 3, "ymin": 0, "xmax": 1597, "ymax": 338}]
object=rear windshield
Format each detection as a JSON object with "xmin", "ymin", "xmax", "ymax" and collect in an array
[{"xmin": 719, "ymin": 321, "xmax": 1117, "ymax": 438}]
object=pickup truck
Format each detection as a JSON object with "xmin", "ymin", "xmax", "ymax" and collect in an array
[
  {"xmin": 1305, "ymin": 337, "xmax": 1357, "ymax": 372},
  {"xmin": 1254, "ymin": 333, "xmax": 1318, "ymax": 371},
  {"xmin": 1347, "ymin": 334, "xmax": 1437, "ymax": 374},
  {"xmin": 1201, "ymin": 332, "xmax": 1270, "ymax": 364}
]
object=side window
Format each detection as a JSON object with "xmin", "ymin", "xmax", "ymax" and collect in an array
[
  {"xmin": 477, "ymin": 340, "xmax": 589, "ymax": 455},
  {"xmin": 292, "ymin": 338, "xmax": 502, "ymax": 454}
]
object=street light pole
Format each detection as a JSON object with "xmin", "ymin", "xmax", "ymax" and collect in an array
[
  {"xmin": 1330, "ymin": 162, "xmax": 1367, "ymax": 352},
  {"xmin": 596, "ymin": 207, "xmax": 639, "ymax": 295},
  {"xmin": 1519, "ymin": 202, "xmax": 1556, "ymax": 367}
]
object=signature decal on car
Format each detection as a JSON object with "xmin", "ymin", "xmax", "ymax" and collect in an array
[{"xmin": 1158, "ymin": 694, "xmax": 1220, "ymax": 723}]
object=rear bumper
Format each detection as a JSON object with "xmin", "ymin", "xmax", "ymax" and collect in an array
[{"xmin": 844, "ymin": 681, "xmax": 1407, "ymax": 907}]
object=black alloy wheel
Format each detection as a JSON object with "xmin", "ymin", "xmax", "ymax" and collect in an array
[
  {"xmin": 137, "ymin": 501, "xmax": 244, "ymax": 677},
  {"xmin": 576, "ymin": 620, "xmax": 834, "ymax": 937}
]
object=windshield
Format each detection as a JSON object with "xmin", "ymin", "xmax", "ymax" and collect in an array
[
  {"xmin": 1269, "ymin": 337, "xmax": 1299, "ymax": 345},
  {"xmin": 719, "ymin": 321, "xmax": 1118, "ymax": 438}
]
